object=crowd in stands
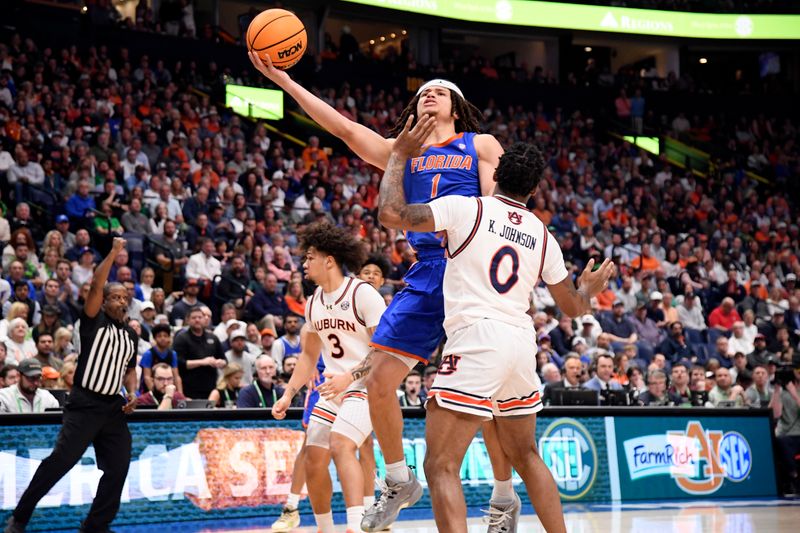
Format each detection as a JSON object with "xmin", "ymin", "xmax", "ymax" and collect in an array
[{"xmin": 1, "ymin": 15, "xmax": 799, "ymax": 488}]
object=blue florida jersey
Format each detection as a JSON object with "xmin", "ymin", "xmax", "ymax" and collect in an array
[{"xmin": 403, "ymin": 131, "xmax": 481, "ymax": 254}]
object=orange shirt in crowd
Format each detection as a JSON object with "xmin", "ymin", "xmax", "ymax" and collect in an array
[{"xmin": 630, "ymin": 255, "xmax": 661, "ymax": 272}]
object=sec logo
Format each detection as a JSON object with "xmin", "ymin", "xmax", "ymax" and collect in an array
[
  {"xmin": 538, "ymin": 418, "xmax": 597, "ymax": 500},
  {"xmin": 719, "ymin": 431, "xmax": 752, "ymax": 482}
]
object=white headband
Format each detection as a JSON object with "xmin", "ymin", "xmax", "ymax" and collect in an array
[{"xmin": 416, "ymin": 79, "xmax": 464, "ymax": 99}]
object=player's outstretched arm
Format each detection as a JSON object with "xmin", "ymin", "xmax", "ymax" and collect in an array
[
  {"xmin": 249, "ymin": 51, "xmax": 393, "ymax": 169},
  {"xmin": 378, "ymin": 114, "xmax": 438, "ymax": 232},
  {"xmin": 549, "ymin": 258, "xmax": 616, "ymax": 318}
]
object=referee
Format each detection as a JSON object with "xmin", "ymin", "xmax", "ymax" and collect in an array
[{"xmin": 5, "ymin": 238, "xmax": 139, "ymax": 533}]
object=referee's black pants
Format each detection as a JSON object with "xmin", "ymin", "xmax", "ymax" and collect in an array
[{"xmin": 13, "ymin": 387, "xmax": 132, "ymax": 531}]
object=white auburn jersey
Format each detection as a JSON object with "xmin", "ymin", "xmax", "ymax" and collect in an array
[
  {"xmin": 305, "ymin": 277, "xmax": 386, "ymax": 378},
  {"xmin": 429, "ymin": 194, "xmax": 569, "ymax": 336}
]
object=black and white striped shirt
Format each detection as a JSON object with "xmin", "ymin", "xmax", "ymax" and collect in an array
[{"xmin": 76, "ymin": 310, "xmax": 138, "ymax": 396}]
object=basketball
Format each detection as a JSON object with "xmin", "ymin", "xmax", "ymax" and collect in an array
[{"xmin": 247, "ymin": 8, "xmax": 307, "ymax": 70}]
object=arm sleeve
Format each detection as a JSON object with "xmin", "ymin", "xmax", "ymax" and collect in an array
[
  {"xmin": 540, "ymin": 230, "xmax": 569, "ymax": 285},
  {"xmin": 354, "ymin": 284, "xmax": 387, "ymax": 329}
]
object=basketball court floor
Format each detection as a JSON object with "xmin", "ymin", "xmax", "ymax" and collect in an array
[{"xmin": 54, "ymin": 498, "xmax": 800, "ymax": 532}]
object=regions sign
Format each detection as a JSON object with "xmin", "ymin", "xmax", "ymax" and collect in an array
[{"xmin": 342, "ymin": 0, "xmax": 800, "ymax": 39}]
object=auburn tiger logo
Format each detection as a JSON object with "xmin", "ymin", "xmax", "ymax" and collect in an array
[{"xmin": 508, "ymin": 212, "xmax": 522, "ymax": 225}]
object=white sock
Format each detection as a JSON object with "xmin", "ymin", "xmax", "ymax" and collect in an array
[
  {"xmin": 385, "ymin": 460, "xmax": 410, "ymax": 483},
  {"xmin": 314, "ymin": 512, "xmax": 335, "ymax": 533},
  {"xmin": 491, "ymin": 477, "xmax": 515, "ymax": 504},
  {"xmin": 285, "ymin": 492, "xmax": 300, "ymax": 509},
  {"xmin": 364, "ymin": 494, "xmax": 375, "ymax": 509},
  {"xmin": 346, "ymin": 505, "xmax": 365, "ymax": 532}
]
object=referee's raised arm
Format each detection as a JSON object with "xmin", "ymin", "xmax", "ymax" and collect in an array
[{"xmin": 84, "ymin": 237, "xmax": 127, "ymax": 319}]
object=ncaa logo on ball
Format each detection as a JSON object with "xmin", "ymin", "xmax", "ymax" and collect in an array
[
  {"xmin": 278, "ymin": 41, "xmax": 303, "ymax": 59},
  {"xmin": 719, "ymin": 431, "xmax": 751, "ymax": 482},
  {"xmin": 539, "ymin": 418, "xmax": 597, "ymax": 499}
]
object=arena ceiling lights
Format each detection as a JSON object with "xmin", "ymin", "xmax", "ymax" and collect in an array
[{"xmin": 341, "ymin": 0, "xmax": 800, "ymax": 39}]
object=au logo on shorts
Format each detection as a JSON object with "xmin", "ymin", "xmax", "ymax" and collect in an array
[{"xmin": 538, "ymin": 418, "xmax": 598, "ymax": 500}]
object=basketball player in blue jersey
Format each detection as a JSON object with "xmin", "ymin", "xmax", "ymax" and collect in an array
[{"xmin": 250, "ymin": 52, "xmax": 520, "ymax": 532}]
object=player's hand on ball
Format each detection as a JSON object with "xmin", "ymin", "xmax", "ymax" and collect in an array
[
  {"xmin": 272, "ymin": 396, "xmax": 291, "ymax": 420},
  {"xmin": 318, "ymin": 372, "xmax": 354, "ymax": 400},
  {"xmin": 393, "ymin": 114, "xmax": 437, "ymax": 158},
  {"xmin": 248, "ymin": 50, "xmax": 289, "ymax": 85},
  {"xmin": 577, "ymin": 258, "xmax": 616, "ymax": 298}
]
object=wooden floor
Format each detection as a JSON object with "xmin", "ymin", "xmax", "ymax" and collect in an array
[{"xmin": 192, "ymin": 499, "xmax": 800, "ymax": 533}]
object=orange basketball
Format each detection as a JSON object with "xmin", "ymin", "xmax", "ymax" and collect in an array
[{"xmin": 247, "ymin": 8, "xmax": 307, "ymax": 70}]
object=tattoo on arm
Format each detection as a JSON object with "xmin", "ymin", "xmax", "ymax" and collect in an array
[
  {"xmin": 350, "ymin": 351, "xmax": 374, "ymax": 381},
  {"xmin": 378, "ymin": 153, "xmax": 409, "ymax": 225}
]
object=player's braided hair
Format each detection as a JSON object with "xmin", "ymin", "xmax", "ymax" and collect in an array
[
  {"xmin": 299, "ymin": 221, "xmax": 367, "ymax": 274},
  {"xmin": 389, "ymin": 90, "xmax": 483, "ymax": 137},
  {"xmin": 495, "ymin": 142, "xmax": 547, "ymax": 198}
]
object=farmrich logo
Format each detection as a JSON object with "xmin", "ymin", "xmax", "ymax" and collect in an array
[{"xmin": 622, "ymin": 421, "xmax": 752, "ymax": 495}]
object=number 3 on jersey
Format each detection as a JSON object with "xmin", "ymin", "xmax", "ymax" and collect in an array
[
  {"xmin": 328, "ymin": 334, "xmax": 344, "ymax": 358},
  {"xmin": 489, "ymin": 246, "xmax": 520, "ymax": 294}
]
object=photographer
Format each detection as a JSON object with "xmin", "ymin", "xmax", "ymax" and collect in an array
[{"xmin": 770, "ymin": 365, "xmax": 800, "ymax": 495}]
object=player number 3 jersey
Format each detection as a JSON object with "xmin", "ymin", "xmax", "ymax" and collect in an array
[
  {"xmin": 429, "ymin": 194, "xmax": 569, "ymax": 336},
  {"xmin": 305, "ymin": 277, "xmax": 386, "ymax": 379}
]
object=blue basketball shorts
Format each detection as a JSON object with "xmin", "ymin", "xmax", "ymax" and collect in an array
[{"xmin": 370, "ymin": 255, "xmax": 446, "ymax": 364}]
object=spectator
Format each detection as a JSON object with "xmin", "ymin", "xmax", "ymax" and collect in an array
[
  {"xmin": 632, "ymin": 302, "xmax": 664, "ymax": 348},
  {"xmin": 237, "ymin": 354, "xmax": 283, "ymax": 408},
  {"xmin": 658, "ymin": 322, "xmax": 692, "ymax": 365},
  {"xmin": 271, "ymin": 314, "xmax": 301, "ymax": 372},
  {"xmin": 246, "ymin": 273, "xmax": 288, "ymax": 326},
  {"xmin": 708, "ymin": 297, "xmax": 742, "ymax": 332},
  {"xmin": 121, "ymin": 198, "xmax": 149, "ymax": 234},
  {"xmin": 56, "ymin": 360, "xmax": 76, "ymax": 392},
  {"xmin": 216, "ymin": 254, "xmax": 251, "ymax": 307},
  {"xmin": 728, "ymin": 322, "xmax": 754, "ymax": 356},
  {"xmin": 137, "ymin": 362, "xmax": 188, "ymax": 410},
  {"xmin": 668, "ymin": 363, "xmax": 691, "ymax": 405},
  {"xmin": 185, "ymin": 237, "xmax": 222, "ymax": 297},
  {"xmin": 65, "ymin": 180, "xmax": 97, "ymax": 223},
  {"xmin": 0, "ymin": 364, "xmax": 19, "ymax": 388},
  {"xmin": 225, "ymin": 329, "xmax": 256, "ymax": 386},
  {"xmin": 4, "ymin": 318, "xmax": 36, "ymax": 364},
  {"xmin": 770, "ymin": 369, "xmax": 800, "ymax": 495},
  {"xmin": 7, "ymin": 150, "xmax": 44, "ymax": 204},
  {"xmin": 583, "ymin": 353, "xmax": 622, "ymax": 392},
  {"xmin": 601, "ymin": 300, "xmax": 638, "ymax": 343},
  {"xmin": 208, "ymin": 362, "xmax": 244, "ymax": 408},
  {"xmin": 747, "ymin": 333, "xmax": 775, "ymax": 369},
  {"xmin": 707, "ymin": 367, "xmax": 745, "ymax": 407},
  {"xmin": 745, "ymin": 365, "xmax": 772, "ymax": 408},
  {"xmin": 174, "ymin": 307, "xmax": 226, "ymax": 399},
  {"xmin": 32, "ymin": 333, "xmax": 61, "ymax": 371},
  {"xmin": 730, "ymin": 352, "xmax": 751, "ymax": 384},
  {"xmin": 169, "ymin": 278, "xmax": 201, "ymax": 326},
  {"xmin": 398, "ymin": 370, "xmax": 425, "ymax": 407},
  {"xmin": 548, "ymin": 315, "xmax": 575, "ymax": 358},
  {"xmin": 638, "ymin": 369, "xmax": 680, "ymax": 406},
  {"xmin": 542, "ymin": 355, "xmax": 584, "ymax": 405},
  {"xmin": 139, "ymin": 323, "xmax": 182, "ymax": 393},
  {"xmin": 540, "ymin": 363, "xmax": 561, "ymax": 390},
  {"xmin": 0, "ymin": 359, "xmax": 59, "ymax": 413},
  {"xmin": 678, "ymin": 292, "xmax": 706, "ymax": 332}
]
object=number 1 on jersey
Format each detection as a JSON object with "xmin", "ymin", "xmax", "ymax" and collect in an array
[{"xmin": 431, "ymin": 173, "xmax": 441, "ymax": 198}]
